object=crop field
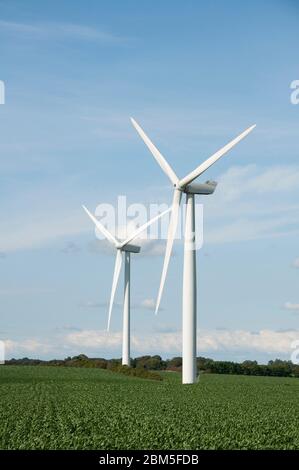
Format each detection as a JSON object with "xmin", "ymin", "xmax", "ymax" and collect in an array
[{"xmin": 0, "ymin": 366, "xmax": 299, "ymax": 450}]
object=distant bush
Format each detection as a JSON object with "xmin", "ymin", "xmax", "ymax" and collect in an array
[
  {"xmin": 134, "ymin": 355, "xmax": 166, "ymax": 370},
  {"xmin": 108, "ymin": 364, "xmax": 163, "ymax": 381},
  {"xmin": 106, "ymin": 359, "xmax": 122, "ymax": 370},
  {"xmin": 5, "ymin": 355, "xmax": 299, "ymax": 379},
  {"xmin": 167, "ymin": 357, "xmax": 182, "ymax": 369}
]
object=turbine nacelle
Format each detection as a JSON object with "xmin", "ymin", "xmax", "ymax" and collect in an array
[
  {"xmin": 118, "ymin": 243, "xmax": 141, "ymax": 253},
  {"xmin": 175, "ymin": 180, "xmax": 218, "ymax": 195}
]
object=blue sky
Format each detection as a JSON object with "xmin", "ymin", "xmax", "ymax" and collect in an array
[{"xmin": 0, "ymin": 0, "xmax": 299, "ymax": 362}]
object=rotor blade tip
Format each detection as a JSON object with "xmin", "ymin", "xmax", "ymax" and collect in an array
[{"xmin": 246, "ymin": 124, "xmax": 256, "ymax": 133}]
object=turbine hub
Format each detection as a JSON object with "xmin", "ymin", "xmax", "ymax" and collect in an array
[{"xmin": 174, "ymin": 183, "xmax": 184, "ymax": 192}]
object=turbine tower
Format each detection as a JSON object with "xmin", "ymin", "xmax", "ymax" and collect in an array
[
  {"xmin": 131, "ymin": 118, "xmax": 256, "ymax": 384},
  {"xmin": 83, "ymin": 205, "xmax": 170, "ymax": 366}
]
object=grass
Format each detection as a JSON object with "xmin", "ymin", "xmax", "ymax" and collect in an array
[{"xmin": 0, "ymin": 365, "xmax": 299, "ymax": 450}]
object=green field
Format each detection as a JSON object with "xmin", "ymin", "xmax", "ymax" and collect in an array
[{"xmin": 0, "ymin": 365, "xmax": 299, "ymax": 450}]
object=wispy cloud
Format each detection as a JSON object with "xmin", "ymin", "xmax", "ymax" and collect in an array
[
  {"xmin": 205, "ymin": 165, "xmax": 299, "ymax": 245},
  {"xmin": 0, "ymin": 20, "xmax": 127, "ymax": 44},
  {"xmin": 284, "ymin": 302, "xmax": 299, "ymax": 311},
  {"xmin": 134, "ymin": 298, "xmax": 163, "ymax": 310},
  {"xmin": 0, "ymin": 209, "xmax": 89, "ymax": 253},
  {"xmin": 61, "ymin": 241, "xmax": 81, "ymax": 254},
  {"xmin": 81, "ymin": 298, "xmax": 159, "ymax": 311},
  {"xmin": 215, "ymin": 165, "xmax": 299, "ymax": 202},
  {"xmin": 80, "ymin": 300, "xmax": 122, "ymax": 309},
  {"xmin": 139, "ymin": 298, "xmax": 156, "ymax": 310}
]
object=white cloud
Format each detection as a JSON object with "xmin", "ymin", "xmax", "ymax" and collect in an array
[
  {"xmin": 139, "ymin": 298, "xmax": 156, "ymax": 310},
  {"xmin": 207, "ymin": 215, "xmax": 299, "ymax": 245},
  {"xmin": 3, "ymin": 328, "xmax": 298, "ymax": 360},
  {"xmin": 216, "ymin": 165, "xmax": 299, "ymax": 202},
  {"xmin": 292, "ymin": 258, "xmax": 299, "ymax": 268},
  {"xmin": 4, "ymin": 339, "xmax": 52, "ymax": 355},
  {"xmin": 0, "ymin": 21, "xmax": 126, "ymax": 43},
  {"xmin": 0, "ymin": 209, "xmax": 89, "ymax": 253},
  {"xmin": 65, "ymin": 328, "xmax": 299, "ymax": 356},
  {"xmin": 66, "ymin": 330, "xmax": 122, "ymax": 350},
  {"xmin": 284, "ymin": 302, "xmax": 299, "ymax": 311},
  {"xmin": 204, "ymin": 165, "xmax": 299, "ymax": 244},
  {"xmin": 198, "ymin": 329, "xmax": 299, "ymax": 354}
]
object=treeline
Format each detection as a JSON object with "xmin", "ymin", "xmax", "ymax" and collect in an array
[
  {"xmin": 197, "ymin": 357, "xmax": 299, "ymax": 378},
  {"xmin": 5, "ymin": 355, "xmax": 299, "ymax": 378}
]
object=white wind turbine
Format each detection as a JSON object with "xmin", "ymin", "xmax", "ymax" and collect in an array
[
  {"xmin": 82, "ymin": 205, "xmax": 170, "ymax": 366},
  {"xmin": 131, "ymin": 118, "xmax": 256, "ymax": 384}
]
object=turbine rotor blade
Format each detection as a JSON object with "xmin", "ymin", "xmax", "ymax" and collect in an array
[
  {"xmin": 82, "ymin": 205, "xmax": 119, "ymax": 246},
  {"xmin": 120, "ymin": 207, "xmax": 171, "ymax": 248},
  {"xmin": 130, "ymin": 117, "xmax": 179, "ymax": 186},
  {"xmin": 178, "ymin": 124, "xmax": 256, "ymax": 188},
  {"xmin": 107, "ymin": 250, "xmax": 123, "ymax": 331},
  {"xmin": 155, "ymin": 189, "xmax": 182, "ymax": 314}
]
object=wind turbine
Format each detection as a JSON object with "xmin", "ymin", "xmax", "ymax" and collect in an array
[
  {"xmin": 131, "ymin": 118, "xmax": 256, "ymax": 384},
  {"xmin": 82, "ymin": 205, "xmax": 170, "ymax": 366}
]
